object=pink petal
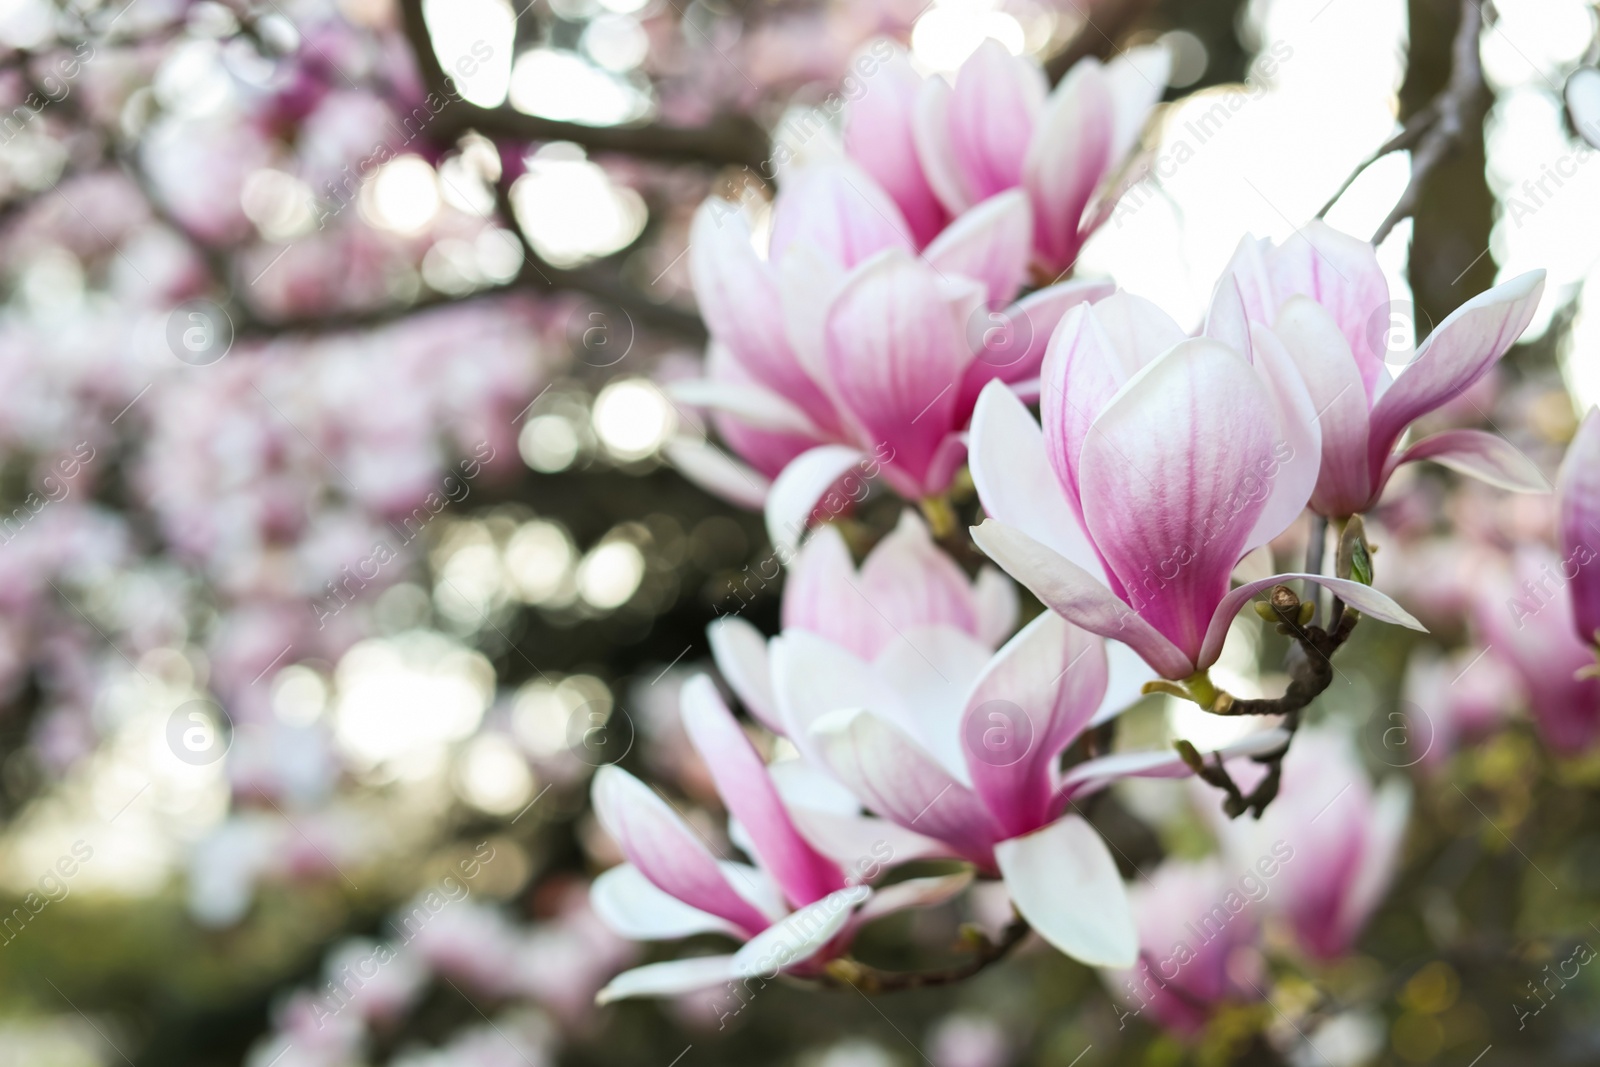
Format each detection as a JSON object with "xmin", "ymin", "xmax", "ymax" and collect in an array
[
  {"xmin": 960, "ymin": 611, "xmax": 1109, "ymax": 838},
  {"xmin": 1197, "ymin": 572, "xmax": 1426, "ymax": 672},
  {"xmin": 1024, "ymin": 58, "xmax": 1114, "ymax": 274},
  {"xmin": 808, "ymin": 707, "xmax": 1001, "ymax": 865},
  {"xmin": 1040, "ymin": 295, "xmax": 1185, "ymax": 536},
  {"xmin": 681, "ymin": 677, "xmax": 846, "ymax": 909},
  {"xmin": 690, "ymin": 202, "xmax": 833, "ymax": 423},
  {"xmin": 1202, "ymin": 273, "xmax": 1254, "ymax": 360},
  {"xmin": 777, "ymin": 242, "xmax": 846, "ymax": 394},
  {"xmin": 993, "ymin": 814, "xmax": 1137, "ymax": 967},
  {"xmin": 769, "ymin": 630, "xmax": 906, "ymax": 770},
  {"xmin": 1264, "ymin": 220, "xmax": 1393, "ymax": 398},
  {"xmin": 769, "ymin": 162, "xmax": 915, "ymax": 270},
  {"xmin": 768, "ymin": 758, "xmax": 952, "ymax": 864},
  {"xmin": 1076, "ymin": 340, "xmax": 1278, "ymax": 660},
  {"xmin": 945, "ymin": 40, "xmax": 1047, "ymax": 202},
  {"xmin": 1558, "ymin": 407, "xmax": 1600, "ymax": 642},
  {"xmin": 969, "ymin": 517, "xmax": 1194, "ymax": 679},
  {"xmin": 1240, "ymin": 321, "xmax": 1322, "ymax": 553},
  {"xmin": 592, "ymin": 766, "xmax": 772, "ymax": 936},
  {"xmin": 1391, "ymin": 427, "xmax": 1549, "ymax": 494},
  {"xmin": 969, "ymin": 379, "xmax": 1105, "ymax": 580},
  {"xmin": 706, "ymin": 340, "xmax": 830, "ymax": 476},
  {"xmin": 1476, "ymin": 550, "xmax": 1600, "ymax": 752},
  {"xmin": 591, "ymin": 863, "xmax": 742, "ymax": 940},
  {"xmin": 782, "ymin": 523, "xmax": 892, "ymax": 658},
  {"xmin": 858, "ymin": 510, "xmax": 982, "ymax": 642},
  {"xmin": 671, "ymin": 376, "xmax": 822, "ymax": 439},
  {"xmin": 843, "ymin": 42, "xmax": 949, "ymax": 247},
  {"xmin": 923, "ymin": 189, "xmax": 1033, "ymax": 309},
  {"xmin": 913, "ymin": 76, "xmax": 979, "ymax": 214},
  {"xmin": 1271, "ymin": 295, "xmax": 1374, "ymax": 517},
  {"xmin": 824, "ymin": 250, "xmax": 974, "ymax": 490},
  {"xmin": 1366, "ymin": 270, "xmax": 1545, "ymax": 469},
  {"xmin": 958, "ymin": 278, "xmax": 1115, "ymax": 413},
  {"xmin": 1220, "ymin": 232, "xmax": 1279, "ymax": 326},
  {"xmin": 764, "ymin": 445, "xmax": 871, "ymax": 558}
]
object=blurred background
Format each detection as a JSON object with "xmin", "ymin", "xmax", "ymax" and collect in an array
[{"xmin": 0, "ymin": 0, "xmax": 1598, "ymax": 1064}]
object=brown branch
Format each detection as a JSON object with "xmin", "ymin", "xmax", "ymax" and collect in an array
[
  {"xmin": 1044, "ymin": 0, "xmax": 1160, "ymax": 84},
  {"xmin": 396, "ymin": 0, "xmax": 769, "ymax": 170},
  {"xmin": 1181, "ymin": 518, "xmax": 1375, "ymax": 818},
  {"xmin": 1329, "ymin": 0, "xmax": 1486, "ymax": 244},
  {"xmin": 822, "ymin": 918, "xmax": 1031, "ymax": 993}
]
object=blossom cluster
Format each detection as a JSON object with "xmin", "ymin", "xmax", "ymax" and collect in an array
[{"xmin": 580, "ymin": 31, "xmax": 1600, "ymax": 1041}]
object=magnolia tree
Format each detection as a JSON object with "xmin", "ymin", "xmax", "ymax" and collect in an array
[{"xmin": 2, "ymin": 0, "xmax": 1600, "ymax": 1066}]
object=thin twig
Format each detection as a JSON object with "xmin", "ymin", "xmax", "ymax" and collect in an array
[
  {"xmin": 1369, "ymin": 0, "xmax": 1486, "ymax": 244},
  {"xmin": 396, "ymin": 0, "xmax": 769, "ymax": 169},
  {"xmin": 822, "ymin": 919, "xmax": 1031, "ymax": 993}
]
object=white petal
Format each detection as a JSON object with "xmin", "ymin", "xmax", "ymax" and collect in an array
[
  {"xmin": 596, "ymin": 955, "xmax": 738, "ymax": 1004},
  {"xmin": 731, "ymin": 887, "xmax": 864, "ymax": 978},
  {"xmin": 707, "ymin": 616, "xmax": 782, "ymax": 733},
  {"xmin": 670, "ymin": 379, "xmax": 823, "ymax": 438},
  {"xmin": 994, "ymin": 815, "xmax": 1137, "ymax": 967},
  {"xmin": 765, "ymin": 445, "xmax": 871, "ymax": 559},
  {"xmin": 591, "ymin": 864, "xmax": 742, "ymax": 941},
  {"xmin": 968, "ymin": 380, "xmax": 1105, "ymax": 580},
  {"xmin": 663, "ymin": 437, "xmax": 771, "ymax": 510}
]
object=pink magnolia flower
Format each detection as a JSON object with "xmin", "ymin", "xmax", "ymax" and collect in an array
[
  {"xmin": 770, "ymin": 604, "xmax": 1284, "ymax": 968},
  {"xmin": 1209, "ymin": 727, "xmax": 1410, "ymax": 961},
  {"xmin": 1557, "ymin": 407, "xmax": 1600, "ymax": 649},
  {"xmin": 1476, "ymin": 550, "xmax": 1600, "ymax": 753},
  {"xmin": 846, "ymin": 40, "xmax": 1170, "ymax": 274},
  {"xmin": 588, "ymin": 676, "xmax": 969, "ymax": 1003},
  {"xmin": 1225, "ymin": 221, "xmax": 1547, "ymax": 517},
  {"xmin": 672, "ymin": 159, "xmax": 1111, "ymax": 546},
  {"xmin": 708, "ymin": 511, "xmax": 1018, "ymax": 734},
  {"xmin": 968, "ymin": 287, "xmax": 1423, "ymax": 682},
  {"xmin": 1103, "ymin": 857, "xmax": 1266, "ymax": 1037}
]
